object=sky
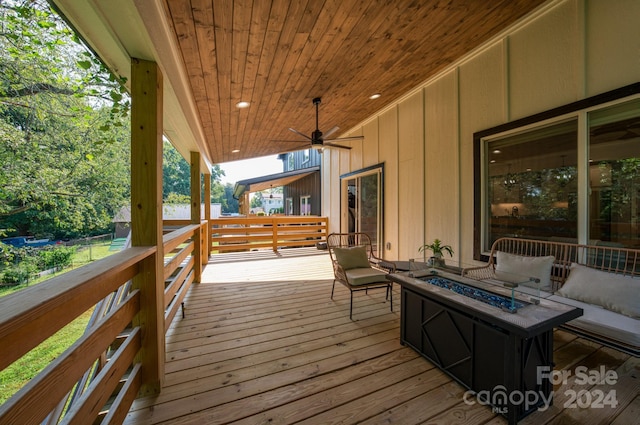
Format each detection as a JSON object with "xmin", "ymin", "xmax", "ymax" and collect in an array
[{"xmin": 218, "ymin": 155, "xmax": 283, "ymax": 184}]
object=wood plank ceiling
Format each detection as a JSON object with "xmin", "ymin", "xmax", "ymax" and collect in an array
[{"xmin": 162, "ymin": 0, "xmax": 547, "ymax": 164}]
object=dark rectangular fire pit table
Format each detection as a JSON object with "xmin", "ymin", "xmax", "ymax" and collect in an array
[{"xmin": 387, "ymin": 268, "xmax": 583, "ymax": 424}]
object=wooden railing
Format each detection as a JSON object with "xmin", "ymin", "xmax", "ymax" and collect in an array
[
  {"xmin": 210, "ymin": 216, "xmax": 328, "ymax": 253},
  {"xmin": 0, "ymin": 221, "xmax": 207, "ymax": 424}
]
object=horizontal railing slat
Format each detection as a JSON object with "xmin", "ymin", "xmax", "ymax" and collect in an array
[
  {"xmin": 0, "ymin": 220, "xmax": 207, "ymax": 423},
  {"xmin": 0, "ymin": 246, "xmax": 154, "ymax": 372},
  {"xmin": 62, "ymin": 327, "xmax": 141, "ymax": 425},
  {"xmin": 163, "ymin": 240, "xmax": 194, "ymax": 281},
  {"xmin": 165, "ymin": 270, "xmax": 194, "ymax": 334},
  {"xmin": 163, "ymin": 224, "xmax": 199, "ymax": 253},
  {"xmin": 164, "ymin": 256, "xmax": 194, "ymax": 307},
  {"xmin": 0, "ymin": 290, "xmax": 140, "ymax": 425},
  {"xmin": 210, "ymin": 216, "xmax": 328, "ymax": 253},
  {"xmin": 101, "ymin": 362, "xmax": 142, "ymax": 425}
]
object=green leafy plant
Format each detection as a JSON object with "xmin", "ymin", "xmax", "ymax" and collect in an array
[{"xmin": 418, "ymin": 238, "xmax": 453, "ymax": 258}]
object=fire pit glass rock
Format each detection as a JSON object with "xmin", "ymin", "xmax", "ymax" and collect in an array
[{"xmin": 420, "ymin": 275, "xmax": 528, "ymax": 313}]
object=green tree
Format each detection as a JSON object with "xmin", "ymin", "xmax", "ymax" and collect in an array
[
  {"xmin": 162, "ymin": 140, "xmax": 228, "ymax": 208},
  {"xmin": 162, "ymin": 140, "xmax": 190, "ymax": 200},
  {"xmin": 250, "ymin": 192, "xmax": 264, "ymax": 210},
  {"xmin": 0, "ymin": 0, "xmax": 130, "ymax": 239},
  {"xmin": 220, "ymin": 183, "xmax": 239, "ymax": 213}
]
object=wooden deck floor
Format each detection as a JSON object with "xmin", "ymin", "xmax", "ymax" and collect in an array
[{"xmin": 125, "ymin": 248, "xmax": 639, "ymax": 425}]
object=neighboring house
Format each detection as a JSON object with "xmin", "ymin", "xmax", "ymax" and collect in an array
[
  {"xmin": 262, "ymin": 193, "xmax": 283, "ymax": 215},
  {"xmin": 233, "ymin": 149, "xmax": 321, "ymax": 216},
  {"xmin": 113, "ymin": 204, "xmax": 222, "ymax": 238}
]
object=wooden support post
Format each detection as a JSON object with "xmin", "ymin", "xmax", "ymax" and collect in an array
[
  {"xmin": 204, "ymin": 172, "xmax": 211, "ymax": 260},
  {"xmin": 130, "ymin": 58, "xmax": 164, "ymax": 395},
  {"xmin": 190, "ymin": 152, "xmax": 202, "ymax": 282},
  {"xmin": 242, "ymin": 191, "xmax": 250, "ymax": 215},
  {"xmin": 272, "ymin": 217, "xmax": 278, "ymax": 252}
]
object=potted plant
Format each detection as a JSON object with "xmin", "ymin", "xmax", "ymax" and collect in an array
[{"xmin": 419, "ymin": 238, "xmax": 453, "ymax": 267}]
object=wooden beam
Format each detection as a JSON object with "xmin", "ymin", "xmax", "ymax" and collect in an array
[
  {"xmin": 190, "ymin": 151, "xmax": 202, "ymax": 282},
  {"xmin": 130, "ymin": 57, "xmax": 164, "ymax": 395},
  {"xmin": 204, "ymin": 172, "xmax": 212, "ymax": 259}
]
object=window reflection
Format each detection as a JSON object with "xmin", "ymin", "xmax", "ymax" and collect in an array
[
  {"xmin": 589, "ymin": 99, "xmax": 640, "ymax": 248},
  {"xmin": 487, "ymin": 120, "xmax": 578, "ymax": 244},
  {"xmin": 476, "ymin": 86, "xmax": 640, "ymax": 257}
]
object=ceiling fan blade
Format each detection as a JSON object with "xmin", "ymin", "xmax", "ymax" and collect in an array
[
  {"xmin": 288, "ymin": 127, "xmax": 312, "ymax": 140},
  {"xmin": 322, "ymin": 126, "xmax": 340, "ymax": 139},
  {"xmin": 270, "ymin": 139, "xmax": 309, "ymax": 143},
  {"xmin": 324, "ymin": 135, "xmax": 364, "ymax": 143},
  {"xmin": 323, "ymin": 142, "xmax": 352, "ymax": 150}
]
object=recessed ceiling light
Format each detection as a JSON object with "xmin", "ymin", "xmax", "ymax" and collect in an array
[
  {"xmin": 490, "ymin": 159, "xmax": 496, "ymax": 163},
  {"xmin": 492, "ymin": 149, "xmax": 501, "ymax": 154},
  {"xmin": 369, "ymin": 93, "xmax": 381, "ymax": 100},
  {"xmin": 236, "ymin": 101, "xmax": 250, "ymax": 108},
  {"xmin": 231, "ymin": 149, "xmax": 240, "ymax": 153}
]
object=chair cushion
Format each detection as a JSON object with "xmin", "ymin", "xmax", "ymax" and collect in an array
[
  {"xmin": 557, "ymin": 263, "xmax": 640, "ymax": 319},
  {"xmin": 345, "ymin": 267, "xmax": 389, "ymax": 286},
  {"xmin": 495, "ymin": 251, "xmax": 554, "ymax": 291},
  {"xmin": 333, "ymin": 246, "xmax": 370, "ymax": 270}
]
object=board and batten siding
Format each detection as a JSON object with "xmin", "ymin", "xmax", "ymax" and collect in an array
[
  {"xmin": 322, "ymin": 0, "xmax": 640, "ymax": 264},
  {"xmin": 285, "ymin": 172, "xmax": 322, "ymax": 216}
]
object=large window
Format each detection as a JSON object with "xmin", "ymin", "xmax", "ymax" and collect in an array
[
  {"xmin": 475, "ymin": 84, "xmax": 640, "ymax": 257},
  {"xmin": 588, "ymin": 99, "xmax": 640, "ymax": 247},
  {"xmin": 486, "ymin": 120, "xmax": 578, "ymax": 243}
]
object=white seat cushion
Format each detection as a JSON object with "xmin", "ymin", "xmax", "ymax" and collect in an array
[{"xmin": 548, "ymin": 294, "xmax": 640, "ymax": 349}]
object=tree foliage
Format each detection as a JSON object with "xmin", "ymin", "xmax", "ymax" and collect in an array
[
  {"xmin": 0, "ymin": 0, "xmax": 239, "ymax": 242},
  {"xmin": 162, "ymin": 140, "xmax": 238, "ymax": 213},
  {"xmin": 0, "ymin": 0, "xmax": 130, "ymax": 239}
]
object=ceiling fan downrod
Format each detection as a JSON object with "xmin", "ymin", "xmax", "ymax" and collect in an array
[{"xmin": 312, "ymin": 97, "xmax": 322, "ymax": 143}]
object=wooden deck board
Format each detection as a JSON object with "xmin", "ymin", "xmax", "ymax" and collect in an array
[{"xmin": 125, "ymin": 248, "xmax": 640, "ymax": 425}]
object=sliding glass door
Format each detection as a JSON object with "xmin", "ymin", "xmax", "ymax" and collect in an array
[{"xmin": 341, "ymin": 165, "xmax": 383, "ymax": 256}]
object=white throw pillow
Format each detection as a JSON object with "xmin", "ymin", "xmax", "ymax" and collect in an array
[
  {"xmin": 495, "ymin": 251, "xmax": 554, "ymax": 291},
  {"xmin": 557, "ymin": 263, "xmax": 640, "ymax": 319}
]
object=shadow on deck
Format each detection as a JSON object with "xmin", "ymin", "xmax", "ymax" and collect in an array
[{"xmin": 125, "ymin": 248, "xmax": 639, "ymax": 424}]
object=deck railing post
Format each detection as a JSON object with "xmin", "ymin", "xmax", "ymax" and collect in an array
[
  {"xmin": 130, "ymin": 58, "xmax": 164, "ymax": 395},
  {"xmin": 272, "ymin": 217, "xmax": 278, "ymax": 252},
  {"xmin": 204, "ymin": 172, "xmax": 212, "ymax": 260},
  {"xmin": 190, "ymin": 151, "xmax": 202, "ymax": 282}
]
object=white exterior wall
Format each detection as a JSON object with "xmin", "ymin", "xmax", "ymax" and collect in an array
[{"xmin": 322, "ymin": 0, "xmax": 640, "ymax": 263}]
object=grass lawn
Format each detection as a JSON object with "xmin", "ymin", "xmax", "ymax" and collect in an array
[
  {"xmin": 0, "ymin": 240, "xmax": 117, "ymax": 403},
  {"xmin": 0, "ymin": 309, "xmax": 94, "ymax": 404},
  {"xmin": 0, "ymin": 241, "xmax": 114, "ymax": 298}
]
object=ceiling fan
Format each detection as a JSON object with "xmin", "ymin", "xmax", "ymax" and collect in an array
[{"xmin": 280, "ymin": 97, "xmax": 363, "ymax": 151}]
